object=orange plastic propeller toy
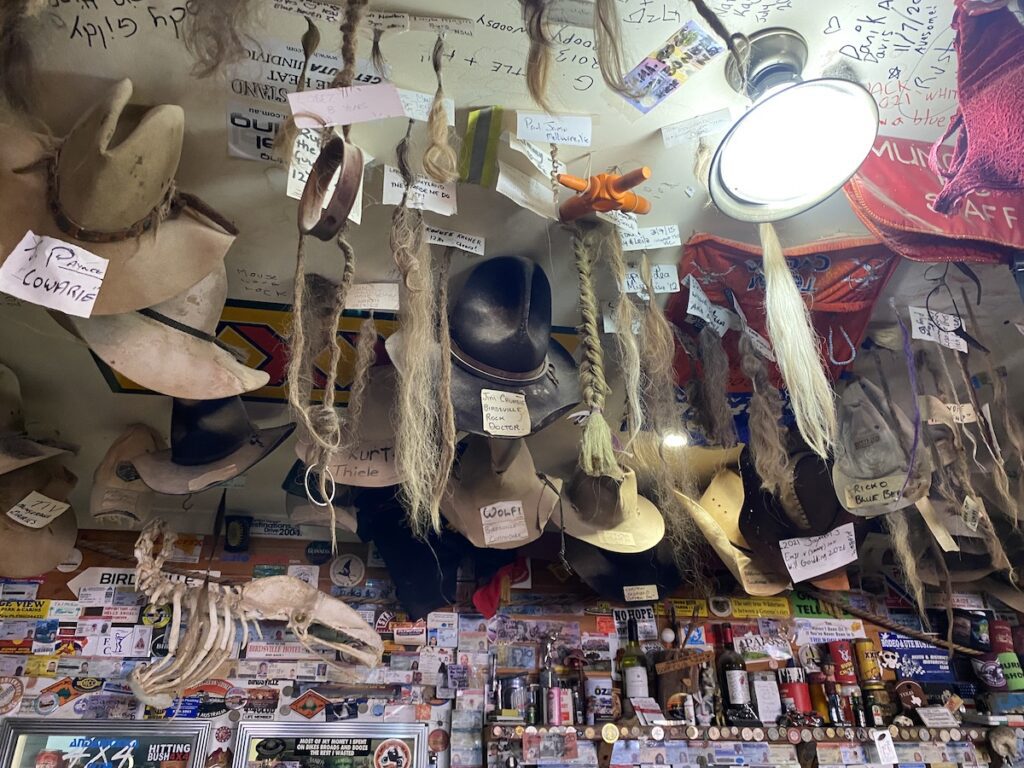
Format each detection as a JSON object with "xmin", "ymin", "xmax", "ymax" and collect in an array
[{"xmin": 556, "ymin": 167, "xmax": 652, "ymax": 222}]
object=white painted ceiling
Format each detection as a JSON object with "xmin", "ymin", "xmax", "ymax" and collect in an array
[{"xmin": 3, "ymin": 0, "xmax": 1022, "ymax": 534}]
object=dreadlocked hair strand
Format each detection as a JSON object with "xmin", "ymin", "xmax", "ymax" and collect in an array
[
  {"xmin": 346, "ymin": 314, "xmax": 378, "ymax": 444},
  {"xmin": 0, "ymin": 0, "xmax": 44, "ymax": 113},
  {"xmin": 422, "ymin": 35, "xmax": 459, "ymax": 183},
  {"xmin": 599, "ymin": 226, "xmax": 642, "ymax": 444},
  {"xmin": 522, "ymin": 0, "xmax": 555, "ymax": 112},
  {"xmin": 886, "ymin": 508, "xmax": 928, "ymax": 617},
  {"xmin": 696, "ymin": 326, "xmax": 737, "ymax": 447},
  {"xmin": 637, "ymin": 255, "xmax": 682, "ymax": 438},
  {"xmin": 739, "ymin": 333, "xmax": 790, "ymax": 495},
  {"xmin": 759, "ymin": 223, "xmax": 837, "ymax": 458},
  {"xmin": 181, "ymin": 0, "xmax": 261, "ymax": 77},
  {"xmin": 593, "ymin": 0, "xmax": 639, "ymax": 99}
]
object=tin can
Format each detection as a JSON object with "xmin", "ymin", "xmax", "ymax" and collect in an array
[
  {"xmin": 547, "ymin": 686, "xmax": 563, "ymax": 726},
  {"xmin": 829, "ymin": 641, "xmax": 858, "ymax": 684},
  {"xmin": 778, "ymin": 666, "xmax": 812, "ymax": 713},
  {"xmin": 35, "ymin": 751, "xmax": 64, "ymax": 768},
  {"xmin": 853, "ymin": 638, "xmax": 883, "ymax": 683}
]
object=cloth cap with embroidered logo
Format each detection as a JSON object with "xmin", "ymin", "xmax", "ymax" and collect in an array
[{"xmin": 0, "ymin": 79, "xmax": 236, "ymax": 315}]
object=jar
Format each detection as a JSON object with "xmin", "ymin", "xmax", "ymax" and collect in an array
[{"xmin": 863, "ymin": 683, "xmax": 892, "ymax": 727}]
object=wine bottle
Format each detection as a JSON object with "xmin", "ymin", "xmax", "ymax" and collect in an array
[
  {"xmin": 620, "ymin": 618, "xmax": 650, "ymax": 700},
  {"xmin": 716, "ymin": 623, "xmax": 759, "ymax": 724}
]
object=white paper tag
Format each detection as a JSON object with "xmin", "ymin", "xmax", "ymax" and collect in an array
[
  {"xmin": 409, "ymin": 15, "xmax": 475, "ymax": 37},
  {"xmin": 286, "ymin": 130, "xmax": 366, "ymax": 225},
  {"xmin": 0, "ymin": 232, "xmax": 108, "ymax": 317},
  {"xmin": 908, "ymin": 306, "xmax": 968, "ymax": 353},
  {"xmin": 915, "ymin": 705, "xmax": 960, "ymax": 728},
  {"xmin": 546, "ymin": 0, "xmax": 595, "ymax": 26},
  {"xmin": 623, "ymin": 584, "xmax": 659, "ymax": 602},
  {"xmin": 398, "ymin": 88, "xmax": 455, "ymax": 125},
  {"xmin": 686, "ymin": 274, "xmax": 733, "ymax": 337},
  {"xmin": 287, "ymin": 83, "xmax": 406, "ymax": 129},
  {"xmin": 495, "ymin": 161, "xmax": 557, "ymax": 220},
  {"xmin": 516, "ymin": 112, "xmax": 592, "ymax": 147},
  {"xmin": 728, "ymin": 289, "xmax": 775, "ymax": 360},
  {"xmin": 602, "ymin": 302, "xmax": 641, "ymax": 335},
  {"xmin": 365, "ymin": 11, "xmax": 411, "ymax": 31},
  {"xmin": 871, "ymin": 730, "xmax": 899, "ymax": 765},
  {"xmin": 661, "ymin": 108, "xmax": 733, "ymax": 148},
  {"xmin": 480, "ymin": 500, "xmax": 529, "ymax": 546},
  {"xmin": 600, "ymin": 530, "xmax": 637, "ymax": 547},
  {"xmin": 6, "ymin": 491, "xmax": 69, "ymax": 529},
  {"xmin": 506, "ymin": 134, "xmax": 566, "ymax": 179},
  {"xmin": 346, "ymin": 283, "xmax": 399, "ymax": 312},
  {"xmin": 481, "ymin": 389, "xmax": 531, "ymax": 437},
  {"xmin": 620, "ymin": 225, "xmax": 682, "ymax": 252},
  {"xmin": 939, "ymin": 402, "xmax": 977, "ymax": 424},
  {"xmin": 843, "ymin": 472, "xmax": 908, "ymax": 509},
  {"xmin": 598, "ymin": 209, "xmax": 640, "ymax": 237},
  {"xmin": 777, "ymin": 522, "xmax": 858, "ymax": 583},
  {"xmin": 382, "ymin": 165, "xmax": 458, "ymax": 216},
  {"xmin": 425, "ymin": 225, "xmax": 486, "ymax": 255},
  {"xmin": 962, "ymin": 495, "xmax": 983, "ymax": 532}
]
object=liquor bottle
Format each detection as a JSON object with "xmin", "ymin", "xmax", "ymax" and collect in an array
[
  {"xmin": 620, "ymin": 618, "xmax": 650, "ymax": 700},
  {"xmin": 716, "ymin": 623, "xmax": 758, "ymax": 724}
]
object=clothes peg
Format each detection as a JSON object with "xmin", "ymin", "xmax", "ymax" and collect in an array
[{"xmin": 556, "ymin": 167, "xmax": 652, "ymax": 222}]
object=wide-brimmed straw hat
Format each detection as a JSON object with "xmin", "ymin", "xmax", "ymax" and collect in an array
[
  {"xmin": 0, "ymin": 79, "xmax": 237, "ymax": 315},
  {"xmin": 133, "ymin": 397, "xmax": 294, "ymax": 495},
  {"xmin": 0, "ymin": 362, "xmax": 69, "ymax": 476},
  {"xmin": 387, "ymin": 256, "xmax": 579, "ymax": 437},
  {"xmin": 561, "ymin": 468, "xmax": 665, "ymax": 554},
  {"xmin": 57, "ymin": 263, "xmax": 268, "ymax": 399},
  {"xmin": 0, "ymin": 459, "xmax": 78, "ymax": 578},
  {"xmin": 90, "ymin": 424, "xmax": 164, "ymax": 527},
  {"xmin": 441, "ymin": 436, "xmax": 561, "ymax": 550}
]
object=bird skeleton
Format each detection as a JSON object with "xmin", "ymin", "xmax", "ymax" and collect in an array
[{"xmin": 129, "ymin": 519, "xmax": 383, "ymax": 709}]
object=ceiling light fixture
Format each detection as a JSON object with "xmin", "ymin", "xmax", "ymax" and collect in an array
[
  {"xmin": 662, "ymin": 432, "xmax": 689, "ymax": 448},
  {"xmin": 708, "ymin": 28, "xmax": 879, "ymax": 223}
]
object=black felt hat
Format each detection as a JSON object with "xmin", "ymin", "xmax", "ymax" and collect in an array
[
  {"xmin": 386, "ymin": 256, "xmax": 580, "ymax": 437},
  {"xmin": 563, "ymin": 536, "xmax": 682, "ymax": 603}
]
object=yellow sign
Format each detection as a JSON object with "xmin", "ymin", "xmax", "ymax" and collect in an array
[
  {"xmin": 729, "ymin": 596, "xmax": 792, "ymax": 619},
  {"xmin": 0, "ymin": 600, "xmax": 50, "ymax": 619},
  {"xmin": 667, "ymin": 598, "xmax": 709, "ymax": 618}
]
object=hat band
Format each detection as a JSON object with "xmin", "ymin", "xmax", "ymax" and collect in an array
[
  {"xmin": 137, "ymin": 308, "xmax": 247, "ymax": 363},
  {"xmin": 17, "ymin": 151, "xmax": 240, "ymax": 244},
  {"xmin": 451, "ymin": 341, "xmax": 548, "ymax": 386}
]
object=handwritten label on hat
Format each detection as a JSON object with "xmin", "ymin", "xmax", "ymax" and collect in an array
[
  {"xmin": 516, "ymin": 112, "xmax": 592, "ymax": 147},
  {"xmin": 480, "ymin": 500, "xmax": 528, "ymax": 546},
  {"xmin": 383, "ymin": 165, "xmax": 458, "ymax": 216},
  {"xmin": 623, "ymin": 584, "xmax": 659, "ymax": 602},
  {"xmin": 287, "ymin": 83, "xmax": 405, "ymax": 129},
  {"xmin": 481, "ymin": 389, "xmax": 531, "ymax": 437},
  {"xmin": 7, "ymin": 491, "xmax": 70, "ymax": 529},
  {"xmin": 843, "ymin": 472, "xmax": 908, "ymax": 510},
  {"xmin": 600, "ymin": 530, "xmax": 636, "ymax": 548},
  {"xmin": 0, "ymin": 232, "xmax": 108, "ymax": 317},
  {"xmin": 908, "ymin": 307, "xmax": 968, "ymax": 353},
  {"xmin": 778, "ymin": 522, "xmax": 857, "ymax": 583}
]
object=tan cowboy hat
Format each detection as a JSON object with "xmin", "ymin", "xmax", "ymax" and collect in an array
[
  {"xmin": 133, "ymin": 397, "xmax": 295, "ymax": 495},
  {"xmin": 561, "ymin": 469, "xmax": 664, "ymax": 554},
  {"xmin": 55, "ymin": 263, "xmax": 268, "ymax": 399},
  {"xmin": 90, "ymin": 424, "xmax": 164, "ymax": 527},
  {"xmin": 0, "ymin": 79, "xmax": 236, "ymax": 315},
  {"xmin": 294, "ymin": 366, "xmax": 400, "ymax": 489},
  {"xmin": 676, "ymin": 469, "xmax": 791, "ymax": 596},
  {"xmin": 0, "ymin": 459, "xmax": 78, "ymax": 578},
  {"xmin": 441, "ymin": 436, "xmax": 562, "ymax": 549},
  {"xmin": 0, "ymin": 362, "xmax": 69, "ymax": 476}
]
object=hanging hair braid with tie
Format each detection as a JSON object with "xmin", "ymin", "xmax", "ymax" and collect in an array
[{"xmin": 423, "ymin": 35, "xmax": 459, "ymax": 183}]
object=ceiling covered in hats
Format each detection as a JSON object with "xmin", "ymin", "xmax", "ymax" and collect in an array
[{"xmin": 2, "ymin": 0, "xmax": 1022, "ymax": 531}]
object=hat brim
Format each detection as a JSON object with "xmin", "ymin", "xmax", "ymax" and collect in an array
[
  {"xmin": 0, "ymin": 460, "xmax": 78, "ymax": 578},
  {"xmin": 133, "ymin": 423, "xmax": 295, "ymax": 494},
  {"xmin": 0, "ymin": 125, "xmax": 234, "ymax": 316},
  {"xmin": 564, "ymin": 536, "xmax": 681, "ymax": 602},
  {"xmin": 285, "ymin": 494, "xmax": 359, "ymax": 533},
  {"xmin": 59, "ymin": 311, "xmax": 268, "ymax": 399},
  {"xmin": 560, "ymin": 492, "xmax": 665, "ymax": 554},
  {"xmin": 385, "ymin": 331, "xmax": 580, "ymax": 436},
  {"xmin": 443, "ymin": 476, "xmax": 563, "ymax": 550},
  {"xmin": 0, "ymin": 437, "xmax": 69, "ymax": 477}
]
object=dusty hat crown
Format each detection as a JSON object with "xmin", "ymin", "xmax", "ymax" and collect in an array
[
  {"xmin": 56, "ymin": 79, "xmax": 184, "ymax": 232},
  {"xmin": 169, "ymin": 397, "xmax": 255, "ymax": 466}
]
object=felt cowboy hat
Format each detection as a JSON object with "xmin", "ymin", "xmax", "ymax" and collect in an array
[
  {"xmin": 737, "ymin": 445, "xmax": 862, "ymax": 580},
  {"xmin": 832, "ymin": 376, "xmax": 933, "ymax": 516},
  {"xmin": 282, "ymin": 459, "xmax": 359, "ymax": 532},
  {"xmin": 293, "ymin": 366, "xmax": 401, "ymax": 490},
  {"xmin": 441, "ymin": 436, "xmax": 562, "ymax": 550},
  {"xmin": 0, "ymin": 362, "xmax": 69, "ymax": 476},
  {"xmin": 132, "ymin": 397, "xmax": 295, "ymax": 495},
  {"xmin": 561, "ymin": 468, "xmax": 665, "ymax": 554},
  {"xmin": 55, "ymin": 263, "xmax": 269, "ymax": 399},
  {"xmin": 563, "ymin": 536, "xmax": 682, "ymax": 604},
  {"xmin": 355, "ymin": 485, "xmax": 516, "ymax": 620},
  {"xmin": 0, "ymin": 79, "xmax": 237, "ymax": 315},
  {"xmin": 386, "ymin": 255, "xmax": 579, "ymax": 436},
  {"xmin": 0, "ymin": 459, "xmax": 78, "ymax": 578},
  {"xmin": 676, "ymin": 469, "xmax": 791, "ymax": 596},
  {"xmin": 90, "ymin": 424, "xmax": 164, "ymax": 527}
]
